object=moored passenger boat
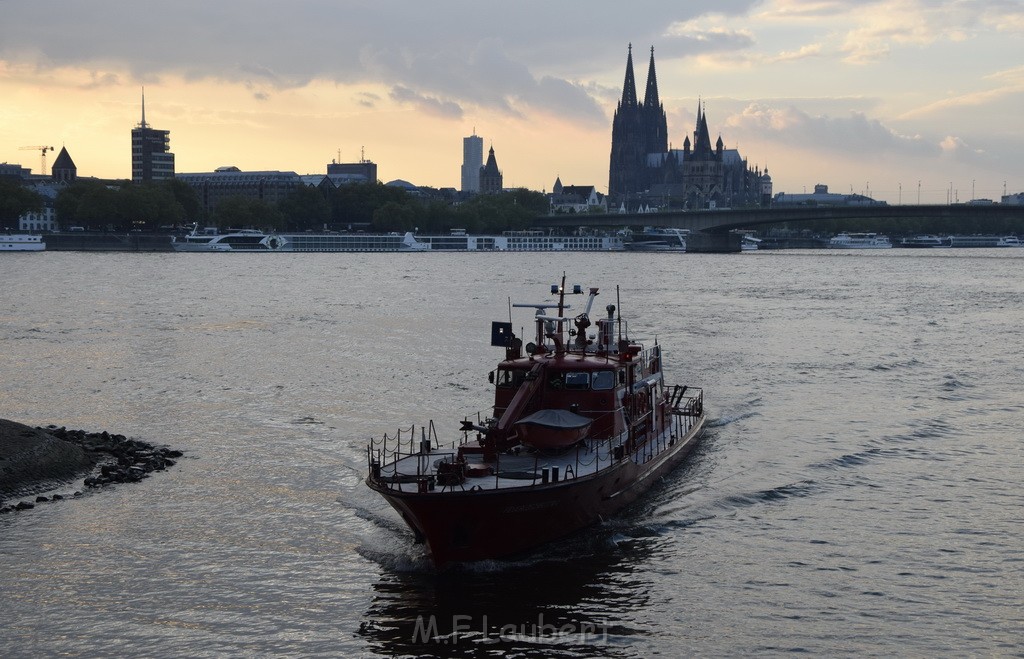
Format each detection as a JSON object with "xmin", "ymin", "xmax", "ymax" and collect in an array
[
  {"xmin": 948, "ymin": 235, "xmax": 1023, "ymax": 248},
  {"xmin": 365, "ymin": 277, "xmax": 706, "ymax": 566},
  {"xmin": 623, "ymin": 227, "xmax": 688, "ymax": 252},
  {"xmin": 172, "ymin": 225, "xmax": 284, "ymax": 252},
  {"xmin": 172, "ymin": 227, "xmax": 620, "ymax": 252},
  {"xmin": 0, "ymin": 234, "xmax": 45, "ymax": 251},
  {"xmin": 899, "ymin": 235, "xmax": 952, "ymax": 248},
  {"xmin": 827, "ymin": 232, "xmax": 892, "ymax": 249}
]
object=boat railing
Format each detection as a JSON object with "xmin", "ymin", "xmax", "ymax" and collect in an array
[{"xmin": 367, "ymin": 387, "xmax": 704, "ymax": 493}]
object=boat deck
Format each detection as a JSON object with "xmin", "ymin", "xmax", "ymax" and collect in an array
[{"xmin": 370, "ymin": 404, "xmax": 703, "ymax": 494}]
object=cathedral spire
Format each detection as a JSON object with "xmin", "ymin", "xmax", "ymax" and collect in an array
[
  {"xmin": 643, "ymin": 46, "xmax": 660, "ymax": 109},
  {"xmin": 694, "ymin": 99, "xmax": 712, "ymax": 154},
  {"xmin": 620, "ymin": 43, "xmax": 638, "ymax": 107}
]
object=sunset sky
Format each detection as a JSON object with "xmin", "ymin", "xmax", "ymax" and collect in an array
[{"xmin": 2, "ymin": 1, "xmax": 1022, "ymax": 204}]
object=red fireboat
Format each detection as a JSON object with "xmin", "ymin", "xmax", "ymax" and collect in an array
[{"xmin": 366, "ymin": 277, "xmax": 705, "ymax": 567}]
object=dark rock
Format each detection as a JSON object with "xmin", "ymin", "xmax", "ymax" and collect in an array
[
  {"xmin": 2, "ymin": 420, "xmax": 91, "ymax": 499},
  {"xmin": 15, "ymin": 501, "xmax": 35, "ymax": 510},
  {"xmin": 3, "ymin": 419, "xmax": 183, "ymax": 503},
  {"xmin": 35, "ymin": 496, "xmax": 49, "ymax": 503}
]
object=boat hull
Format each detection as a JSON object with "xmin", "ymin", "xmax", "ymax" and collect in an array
[{"xmin": 368, "ymin": 415, "xmax": 704, "ymax": 566}]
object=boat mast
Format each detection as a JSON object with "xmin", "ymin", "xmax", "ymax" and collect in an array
[{"xmin": 556, "ymin": 272, "xmax": 567, "ymax": 350}]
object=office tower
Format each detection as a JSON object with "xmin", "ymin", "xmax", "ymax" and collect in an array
[
  {"xmin": 461, "ymin": 133, "xmax": 483, "ymax": 193},
  {"xmin": 132, "ymin": 90, "xmax": 175, "ymax": 182}
]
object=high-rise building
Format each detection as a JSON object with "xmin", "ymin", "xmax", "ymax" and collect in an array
[
  {"xmin": 131, "ymin": 90, "xmax": 175, "ymax": 182},
  {"xmin": 461, "ymin": 133, "xmax": 483, "ymax": 193}
]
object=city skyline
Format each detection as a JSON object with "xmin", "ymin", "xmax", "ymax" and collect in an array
[{"xmin": 2, "ymin": 1, "xmax": 1022, "ymax": 205}]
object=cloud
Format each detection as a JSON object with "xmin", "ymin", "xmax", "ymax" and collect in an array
[
  {"xmin": 725, "ymin": 103, "xmax": 940, "ymax": 156},
  {"xmin": 356, "ymin": 92, "xmax": 381, "ymax": 109},
  {"xmin": 78, "ymin": 71, "xmax": 121, "ymax": 90},
  {"xmin": 389, "ymin": 86, "xmax": 463, "ymax": 120},
  {"xmin": 765, "ymin": 43, "xmax": 825, "ymax": 63},
  {"xmin": 898, "ymin": 65, "xmax": 1024, "ymax": 119},
  {"xmin": 660, "ymin": 25, "xmax": 757, "ymax": 58},
  {"xmin": 752, "ymin": 1, "xmax": 1013, "ymax": 65},
  {"xmin": 755, "ymin": 0, "xmax": 856, "ymax": 20},
  {"xmin": 0, "ymin": 1, "xmax": 757, "ymax": 126}
]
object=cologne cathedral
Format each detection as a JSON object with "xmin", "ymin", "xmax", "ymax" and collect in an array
[{"xmin": 608, "ymin": 45, "xmax": 772, "ymax": 210}]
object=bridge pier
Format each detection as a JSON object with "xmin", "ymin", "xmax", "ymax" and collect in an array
[{"xmin": 686, "ymin": 232, "xmax": 741, "ymax": 253}]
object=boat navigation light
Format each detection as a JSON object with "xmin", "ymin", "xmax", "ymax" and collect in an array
[
  {"xmin": 551, "ymin": 284, "xmax": 559, "ymax": 294},
  {"xmin": 573, "ymin": 284, "xmax": 583, "ymax": 294}
]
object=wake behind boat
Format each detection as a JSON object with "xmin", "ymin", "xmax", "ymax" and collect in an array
[{"xmin": 365, "ymin": 277, "xmax": 706, "ymax": 566}]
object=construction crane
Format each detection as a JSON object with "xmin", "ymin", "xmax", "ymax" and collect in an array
[{"xmin": 19, "ymin": 145, "xmax": 54, "ymax": 175}]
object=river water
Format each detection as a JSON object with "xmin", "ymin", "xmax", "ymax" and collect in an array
[{"xmin": 1, "ymin": 249, "xmax": 1022, "ymax": 657}]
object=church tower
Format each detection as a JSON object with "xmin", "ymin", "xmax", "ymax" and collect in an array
[
  {"xmin": 609, "ymin": 45, "xmax": 668, "ymax": 203},
  {"xmin": 479, "ymin": 145, "xmax": 503, "ymax": 194},
  {"xmin": 681, "ymin": 103, "xmax": 723, "ymax": 208},
  {"xmin": 608, "ymin": 44, "xmax": 644, "ymax": 201},
  {"xmin": 51, "ymin": 146, "xmax": 77, "ymax": 183}
]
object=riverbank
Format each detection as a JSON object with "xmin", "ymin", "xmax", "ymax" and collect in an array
[{"xmin": 0, "ymin": 419, "xmax": 182, "ymax": 512}]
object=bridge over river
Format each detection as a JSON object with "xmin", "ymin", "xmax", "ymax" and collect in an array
[{"xmin": 533, "ymin": 204, "xmax": 1024, "ymax": 252}]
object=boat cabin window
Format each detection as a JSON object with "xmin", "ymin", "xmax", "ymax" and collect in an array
[
  {"xmin": 495, "ymin": 369, "xmax": 526, "ymax": 389},
  {"xmin": 592, "ymin": 370, "xmax": 615, "ymax": 390},
  {"xmin": 563, "ymin": 372, "xmax": 590, "ymax": 390}
]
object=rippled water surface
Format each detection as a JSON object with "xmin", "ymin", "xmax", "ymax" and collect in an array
[{"xmin": 1, "ymin": 250, "xmax": 1022, "ymax": 656}]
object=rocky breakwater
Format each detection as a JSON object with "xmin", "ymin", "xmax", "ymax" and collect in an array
[{"xmin": 0, "ymin": 418, "xmax": 183, "ymax": 514}]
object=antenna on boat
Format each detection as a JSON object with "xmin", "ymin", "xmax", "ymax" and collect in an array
[
  {"xmin": 556, "ymin": 272, "xmax": 567, "ymax": 317},
  {"xmin": 616, "ymin": 285, "xmax": 623, "ymax": 344}
]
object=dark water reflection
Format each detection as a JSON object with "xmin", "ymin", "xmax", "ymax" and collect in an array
[{"xmin": 359, "ymin": 521, "xmax": 695, "ymax": 658}]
